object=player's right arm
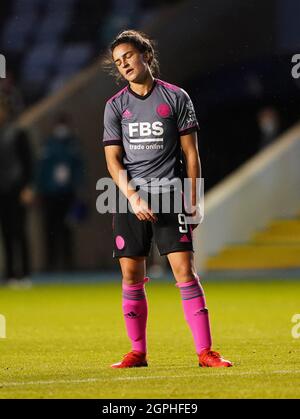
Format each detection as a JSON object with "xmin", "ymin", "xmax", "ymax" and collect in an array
[
  {"xmin": 103, "ymin": 101, "xmax": 156, "ymax": 221},
  {"xmin": 103, "ymin": 100, "xmax": 157, "ymax": 222},
  {"xmin": 104, "ymin": 145, "xmax": 157, "ymax": 222}
]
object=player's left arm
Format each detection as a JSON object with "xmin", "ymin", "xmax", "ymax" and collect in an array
[{"xmin": 180, "ymin": 131, "xmax": 201, "ymax": 228}]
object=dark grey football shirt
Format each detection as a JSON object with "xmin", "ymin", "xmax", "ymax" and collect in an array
[{"xmin": 102, "ymin": 79, "xmax": 199, "ymax": 192}]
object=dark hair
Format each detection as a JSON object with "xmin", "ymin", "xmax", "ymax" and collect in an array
[{"xmin": 103, "ymin": 29, "xmax": 160, "ymax": 83}]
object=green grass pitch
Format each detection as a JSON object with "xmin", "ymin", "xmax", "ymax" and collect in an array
[{"xmin": 0, "ymin": 279, "xmax": 300, "ymax": 399}]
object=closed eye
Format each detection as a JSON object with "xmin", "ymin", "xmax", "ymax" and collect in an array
[{"xmin": 114, "ymin": 50, "xmax": 134, "ymax": 67}]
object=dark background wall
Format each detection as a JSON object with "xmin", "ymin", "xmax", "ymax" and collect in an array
[{"xmin": 2, "ymin": 0, "xmax": 299, "ymax": 271}]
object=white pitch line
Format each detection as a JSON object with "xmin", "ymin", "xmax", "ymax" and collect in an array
[{"xmin": 0, "ymin": 370, "xmax": 300, "ymax": 388}]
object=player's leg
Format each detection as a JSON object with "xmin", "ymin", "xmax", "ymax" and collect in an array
[
  {"xmin": 119, "ymin": 255, "xmax": 146, "ymax": 285},
  {"xmin": 167, "ymin": 250, "xmax": 232, "ymax": 367},
  {"xmin": 111, "ymin": 256, "xmax": 149, "ymax": 368},
  {"xmin": 154, "ymin": 193, "xmax": 232, "ymax": 367},
  {"xmin": 110, "ymin": 205, "xmax": 152, "ymax": 368},
  {"xmin": 119, "ymin": 257, "xmax": 149, "ymax": 352},
  {"xmin": 167, "ymin": 251, "xmax": 212, "ymax": 353}
]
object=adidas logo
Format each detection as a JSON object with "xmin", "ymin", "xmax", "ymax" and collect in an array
[
  {"xmin": 194, "ymin": 308, "xmax": 208, "ymax": 316},
  {"xmin": 123, "ymin": 109, "xmax": 132, "ymax": 119},
  {"xmin": 180, "ymin": 234, "xmax": 191, "ymax": 243},
  {"xmin": 125, "ymin": 311, "xmax": 139, "ymax": 319}
]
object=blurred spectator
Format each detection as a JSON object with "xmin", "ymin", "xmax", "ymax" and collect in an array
[
  {"xmin": 36, "ymin": 113, "xmax": 85, "ymax": 272},
  {"xmin": 0, "ymin": 100, "xmax": 34, "ymax": 286},
  {"xmin": 257, "ymin": 107, "xmax": 281, "ymax": 149},
  {"xmin": 0, "ymin": 71, "xmax": 24, "ymax": 118}
]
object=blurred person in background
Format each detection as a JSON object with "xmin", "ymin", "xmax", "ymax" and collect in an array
[
  {"xmin": 102, "ymin": 30, "xmax": 232, "ymax": 369},
  {"xmin": 257, "ymin": 106, "xmax": 281, "ymax": 150},
  {"xmin": 0, "ymin": 71, "xmax": 24, "ymax": 118},
  {"xmin": 36, "ymin": 113, "xmax": 85, "ymax": 272},
  {"xmin": 0, "ymin": 100, "xmax": 34, "ymax": 287}
]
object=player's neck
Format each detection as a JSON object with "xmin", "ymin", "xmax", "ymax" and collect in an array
[{"xmin": 129, "ymin": 74, "xmax": 155, "ymax": 97}]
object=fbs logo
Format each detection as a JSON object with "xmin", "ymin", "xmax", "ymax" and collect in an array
[
  {"xmin": 125, "ymin": 311, "xmax": 139, "ymax": 319},
  {"xmin": 128, "ymin": 122, "xmax": 163, "ymax": 137}
]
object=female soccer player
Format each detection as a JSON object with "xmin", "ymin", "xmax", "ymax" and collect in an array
[{"xmin": 102, "ymin": 30, "xmax": 232, "ymax": 368}]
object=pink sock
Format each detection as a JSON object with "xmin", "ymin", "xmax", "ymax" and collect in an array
[
  {"xmin": 177, "ymin": 277, "xmax": 212, "ymax": 354},
  {"xmin": 122, "ymin": 277, "xmax": 148, "ymax": 354}
]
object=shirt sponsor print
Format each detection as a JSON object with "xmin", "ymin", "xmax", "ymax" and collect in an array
[{"xmin": 128, "ymin": 121, "xmax": 164, "ymax": 150}]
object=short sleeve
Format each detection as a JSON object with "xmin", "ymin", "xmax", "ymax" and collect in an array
[
  {"xmin": 102, "ymin": 101, "xmax": 123, "ymax": 147},
  {"xmin": 176, "ymin": 89, "xmax": 199, "ymax": 136}
]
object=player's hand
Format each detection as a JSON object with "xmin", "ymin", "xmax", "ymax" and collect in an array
[
  {"xmin": 129, "ymin": 194, "xmax": 158, "ymax": 223},
  {"xmin": 186, "ymin": 206, "xmax": 203, "ymax": 231}
]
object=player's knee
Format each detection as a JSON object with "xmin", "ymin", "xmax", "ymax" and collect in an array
[
  {"xmin": 174, "ymin": 268, "xmax": 196, "ymax": 282},
  {"xmin": 122, "ymin": 272, "xmax": 144, "ymax": 285}
]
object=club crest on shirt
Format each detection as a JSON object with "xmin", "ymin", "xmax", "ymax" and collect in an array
[{"xmin": 156, "ymin": 103, "xmax": 171, "ymax": 118}]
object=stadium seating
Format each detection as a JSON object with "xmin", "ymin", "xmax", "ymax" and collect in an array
[
  {"xmin": 0, "ymin": 0, "xmax": 167, "ymax": 104},
  {"xmin": 206, "ymin": 215, "xmax": 300, "ymax": 270},
  {"xmin": 49, "ymin": 43, "xmax": 93, "ymax": 93},
  {"xmin": 2, "ymin": 13, "xmax": 38, "ymax": 53},
  {"xmin": 22, "ymin": 43, "xmax": 59, "ymax": 85}
]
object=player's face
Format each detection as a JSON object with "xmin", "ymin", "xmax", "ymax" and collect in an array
[{"xmin": 112, "ymin": 43, "xmax": 150, "ymax": 83}]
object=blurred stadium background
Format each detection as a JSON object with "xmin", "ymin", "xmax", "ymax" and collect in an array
[
  {"xmin": 0, "ymin": 0, "xmax": 300, "ymax": 278},
  {"xmin": 0, "ymin": 0, "xmax": 300, "ymax": 399}
]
